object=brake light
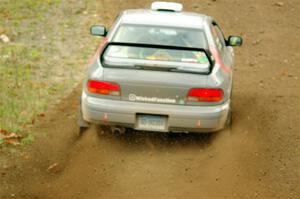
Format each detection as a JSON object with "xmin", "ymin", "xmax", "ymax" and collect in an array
[
  {"xmin": 187, "ymin": 88, "xmax": 223, "ymax": 102},
  {"xmin": 87, "ymin": 80, "xmax": 120, "ymax": 96}
]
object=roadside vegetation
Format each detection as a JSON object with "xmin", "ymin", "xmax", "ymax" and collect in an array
[
  {"xmin": 0, "ymin": 0, "xmax": 62, "ymax": 146},
  {"xmin": 0, "ymin": 0, "xmax": 103, "ymax": 147}
]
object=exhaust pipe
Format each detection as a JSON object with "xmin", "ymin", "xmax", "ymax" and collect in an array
[{"xmin": 112, "ymin": 126, "xmax": 126, "ymax": 134}]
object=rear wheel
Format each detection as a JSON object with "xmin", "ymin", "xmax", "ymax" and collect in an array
[{"xmin": 79, "ymin": 126, "xmax": 88, "ymax": 136}]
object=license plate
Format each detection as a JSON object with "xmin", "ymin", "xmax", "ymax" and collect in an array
[{"xmin": 137, "ymin": 115, "xmax": 167, "ymax": 131}]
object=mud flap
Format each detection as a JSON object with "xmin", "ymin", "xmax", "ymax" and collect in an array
[
  {"xmin": 225, "ymin": 109, "xmax": 232, "ymax": 129},
  {"xmin": 78, "ymin": 98, "xmax": 90, "ymax": 135},
  {"xmin": 221, "ymin": 109, "xmax": 232, "ymax": 137},
  {"xmin": 77, "ymin": 108, "xmax": 90, "ymax": 128}
]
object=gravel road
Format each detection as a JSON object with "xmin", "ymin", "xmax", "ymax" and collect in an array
[{"xmin": 1, "ymin": 0, "xmax": 299, "ymax": 198}]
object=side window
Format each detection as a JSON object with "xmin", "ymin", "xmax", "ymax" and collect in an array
[{"xmin": 211, "ymin": 23, "xmax": 226, "ymax": 51}]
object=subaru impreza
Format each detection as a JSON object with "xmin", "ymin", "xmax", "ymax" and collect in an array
[{"xmin": 78, "ymin": 2, "xmax": 243, "ymax": 134}]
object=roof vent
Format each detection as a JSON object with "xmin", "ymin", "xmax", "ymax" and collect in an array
[{"xmin": 151, "ymin": 2, "xmax": 183, "ymax": 12}]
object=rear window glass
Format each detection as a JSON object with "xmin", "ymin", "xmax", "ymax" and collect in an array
[
  {"xmin": 103, "ymin": 45, "xmax": 209, "ymax": 64},
  {"xmin": 102, "ymin": 44, "xmax": 211, "ymax": 74},
  {"xmin": 112, "ymin": 24, "xmax": 208, "ymax": 49}
]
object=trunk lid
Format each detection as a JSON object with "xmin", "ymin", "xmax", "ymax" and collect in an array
[{"xmin": 103, "ymin": 68, "xmax": 207, "ymax": 105}]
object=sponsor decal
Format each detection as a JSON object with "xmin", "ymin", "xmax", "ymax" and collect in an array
[{"xmin": 129, "ymin": 94, "xmax": 176, "ymax": 104}]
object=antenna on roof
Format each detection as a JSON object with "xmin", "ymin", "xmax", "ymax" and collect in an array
[{"xmin": 151, "ymin": 2, "xmax": 183, "ymax": 12}]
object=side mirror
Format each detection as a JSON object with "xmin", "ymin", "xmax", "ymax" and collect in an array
[
  {"xmin": 227, "ymin": 36, "xmax": 243, "ymax": 46},
  {"xmin": 90, "ymin": 25, "xmax": 107, "ymax": 36}
]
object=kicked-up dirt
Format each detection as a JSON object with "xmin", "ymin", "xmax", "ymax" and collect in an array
[{"xmin": 1, "ymin": 0, "xmax": 300, "ymax": 198}]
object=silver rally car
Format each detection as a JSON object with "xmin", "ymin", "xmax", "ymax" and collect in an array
[{"xmin": 79, "ymin": 2, "xmax": 243, "ymax": 134}]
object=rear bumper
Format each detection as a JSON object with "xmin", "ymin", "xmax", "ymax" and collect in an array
[{"xmin": 81, "ymin": 92, "xmax": 230, "ymax": 133}]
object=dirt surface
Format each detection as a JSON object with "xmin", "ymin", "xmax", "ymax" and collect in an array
[{"xmin": 1, "ymin": 0, "xmax": 300, "ymax": 198}]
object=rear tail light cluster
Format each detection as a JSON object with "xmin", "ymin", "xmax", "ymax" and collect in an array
[
  {"xmin": 187, "ymin": 88, "xmax": 223, "ymax": 102},
  {"xmin": 87, "ymin": 80, "xmax": 120, "ymax": 96},
  {"xmin": 87, "ymin": 80, "xmax": 222, "ymax": 102}
]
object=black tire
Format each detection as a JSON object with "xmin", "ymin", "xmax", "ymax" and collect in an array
[{"xmin": 79, "ymin": 126, "xmax": 88, "ymax": 136}]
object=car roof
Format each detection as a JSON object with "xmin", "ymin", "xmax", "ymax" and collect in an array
[{"xmin": 119, "ymin": 9, "xmax": 211, "ymax": 29}]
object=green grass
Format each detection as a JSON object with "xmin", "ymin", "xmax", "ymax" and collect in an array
[
  {"xmin": 0, "ymin": 0, "xmax": 102, "ymax": 147},
  {"xmin": 0, "ymin": 43, "xmax": 75, "ymax": 145},
  {"xmin": 0, "ymin": 0, "xmax": 60, "ymax": 28},
  {"xmin": 0, "ymin": 0, "xmax": 65, "ymax": 145},
  {"xmin": 0, "ymin": 44, "xmax": 48, "ymax": 133}
]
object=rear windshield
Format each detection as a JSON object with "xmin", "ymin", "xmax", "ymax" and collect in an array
[
  {"xmin": 103, "ymin": 45, "xmax": 209, "ymax": 64},
  {"xmin": 112, "ymin": 24, "xmax": 208, "ymax": 49},
  {"xmin": 102, "ymin": 43, "xmax": 211, "ymax": 74}
]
